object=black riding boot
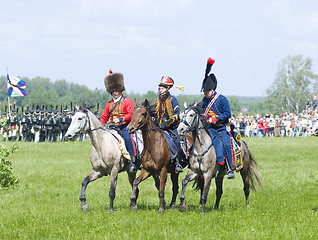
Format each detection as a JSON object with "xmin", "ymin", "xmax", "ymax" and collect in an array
[
  {"xmin": 129, "ymin": 156, "xmax": 137, "ymax": 173},
  {"xmin": 225, "ymin": 156, "xmax": 235, "ymax": 179}
]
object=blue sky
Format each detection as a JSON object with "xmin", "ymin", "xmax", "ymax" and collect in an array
[{"xmin": 1, "ymin": 0, "xmax": 318, "ymax": 97}]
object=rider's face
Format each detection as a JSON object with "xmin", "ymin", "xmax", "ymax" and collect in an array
[
  {"xmin": 204, "ymin": 89, "xmax": 215, "ymax": 98},
  {"xmin": 158, "ymin": 86, "xmax": 168, "ymax": 96},
  {"xmin": 112, "ymin": 91, "xmax": 122, "ymax": 99}
]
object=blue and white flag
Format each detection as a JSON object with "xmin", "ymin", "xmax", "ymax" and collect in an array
[{"xmin": 7, "ymin": 74, "xmax": 27, "ymax": 97}]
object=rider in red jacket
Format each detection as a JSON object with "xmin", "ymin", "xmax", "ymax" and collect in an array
[{"xmin": 100, "ymin": 70, "xmax": 138, "ymax": 173}]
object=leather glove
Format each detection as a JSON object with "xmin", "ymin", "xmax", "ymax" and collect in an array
[{"xmin": 163, "ymin": 119, "xmax": 173, "ymax": 128}]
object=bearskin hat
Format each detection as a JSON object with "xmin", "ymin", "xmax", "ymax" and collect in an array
[
  {"xmin": 104, "ymin": 69, "xmax": 125, "ymax": 94},
  {"xmin": 201, "ymin": 57, "xmax": 217, "ymax": 92}
]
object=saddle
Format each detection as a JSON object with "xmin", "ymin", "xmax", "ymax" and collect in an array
[{"xmin": 161, "ymin": 130, "xmax": 178, "ymax": 159}]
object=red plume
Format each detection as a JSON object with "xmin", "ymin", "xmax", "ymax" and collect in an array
[
  {"xmin": 207, "ymin": 57, "xmax": 215, "ymax": 65},
  {"xmin": 109, "ymin": 69, "xmax": 113, "ymax": 75}
]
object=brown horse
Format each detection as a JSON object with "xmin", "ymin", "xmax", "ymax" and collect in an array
[{"xmin": 127, "ymin": 99, "xmax": 181, "ymax": 213}]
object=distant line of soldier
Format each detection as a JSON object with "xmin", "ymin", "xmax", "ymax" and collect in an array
[{"xmin": 0, "ymin": 108, "xmax": 87, "ymax": 142}]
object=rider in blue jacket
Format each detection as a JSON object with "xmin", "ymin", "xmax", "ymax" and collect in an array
[
  {"xmin": 154, "ymin": 76, "xmax": 184, "ymax": 173},
  {"xmin": 199, "ymin": 58, "xmax": 235, "ymax": 179}
]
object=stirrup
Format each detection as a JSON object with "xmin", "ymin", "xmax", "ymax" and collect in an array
[
  {"xmin": 226, "ymin": 170, "xmax": 235, "ymax": 179},
  {"xmin": 129, "ymin": 164, "xmax": 137, "ymax": 173},
  {"xmin": 175, "ymin": 164, "xmax": 183, "ymax": 173}
]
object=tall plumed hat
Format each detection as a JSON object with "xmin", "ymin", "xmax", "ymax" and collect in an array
[
  {"xmin": 104, "ymin": 69, "xmax": 125, "ymax": 94},
  {"xmin": 201, "ymin": 57, "xmax": 217, "ymax": 92}
]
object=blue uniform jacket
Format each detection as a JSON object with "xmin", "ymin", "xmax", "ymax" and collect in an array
[
  {"xmin": 200, "ymin": 92, "xmax": 234, "ymax": 167},
  {"xmin": 155, "ymin": 93, "xmax": 180, "ymax": 129},
  {"xmin": 200, "ymin": 92, "xmax": 231, "ymax": 130}
]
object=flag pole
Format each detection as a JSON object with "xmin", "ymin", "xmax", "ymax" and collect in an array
[{"xmin": 6, "ymin": 67, "xmax": 11, "ymax": 113}]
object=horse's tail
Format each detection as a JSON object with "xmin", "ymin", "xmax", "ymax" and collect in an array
[
  {"xmin": 193, "ymin": 175, "xmax": 204, "ymax": 191},
  {"xmin": 242, "ymin": 140, "xmax": 263, "ymax": 191}
]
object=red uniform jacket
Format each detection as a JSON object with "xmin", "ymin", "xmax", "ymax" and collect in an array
[{"xmin": 100, "ymin": 97, "xmax": 134, "ymax": 126}]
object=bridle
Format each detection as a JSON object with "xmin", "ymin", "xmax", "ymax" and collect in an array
[
  {"xmin": 180, "ymin": 107, "xmax": 206, "ymax": 133},
  {"xmin": 131, "ymin": 106, "xmax": 161, "ymax": 132},
  {"xmin": 180, "ymin": 108, "xmax": 199, "ymax": 132},
  {"xmin": 80, "ymin": 109, "xmax": 107, "ymax": 133},
  {"xmin": 180, "ymin": 106, "xmax": 213, "ymax": 161}
]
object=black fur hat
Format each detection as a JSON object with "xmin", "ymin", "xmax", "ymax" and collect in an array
[
  {"xmin": 202, "ymin": 73, "xmax": 217, "ymax": 92},
  {"xmin": 104, "ymin": 69, "xmax": 125, "ymax": 94},
  {"xmin": 201, "ymin": 58, "xmax": 217, "ymax": 92}
]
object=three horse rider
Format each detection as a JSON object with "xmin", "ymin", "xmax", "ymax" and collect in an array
[
  {"xmin": 199, "ymin": 58, "xmax": 236, "ymax": 179},
  {"xmin": 154, "ymin": 76, "xmax": 184, "ymax": 173},
  {"xmin": 100, "ymin": 70, "xmax": 138, "ymax": 173},
  {"xmin": 100, "ymin": 59, "xmax": 235, "ymax": 177}
]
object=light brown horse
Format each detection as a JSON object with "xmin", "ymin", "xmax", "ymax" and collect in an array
[{"xmin": 127, "ymin": 99, "xmax": 181, "ymax": 213}]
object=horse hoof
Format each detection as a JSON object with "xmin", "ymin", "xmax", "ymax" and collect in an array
[
  {"xmin": 179, "ymin": 204, "xmax": 187, "ymax": 212},
  {"xmin": 109, "ymin": 208, "xmax": 115, "ymax": 213},
  {"xmin": 158, "ymin": 208, "xmax": 164, "ymax": 214},
  {"xmin": 81, "ymin": 203, "xmax": 89, "ymax": 212},
  {"xmin": 130, "ymin": 205, "xmax": 138, "ymax": 211},
  {"xmin": 170, "ymin": 203, "xmax": 176, "ymax": 209}
]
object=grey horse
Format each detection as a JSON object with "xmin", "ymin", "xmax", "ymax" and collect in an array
[
  {"xmin": 65, "ymin": 103, "xmax": 141, "ymax": 212},
  {"xmin": 177, "ymin": 105, "xmax": 263, "ymax": 214}
]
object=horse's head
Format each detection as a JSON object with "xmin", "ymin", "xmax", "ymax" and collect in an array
[
  {"xmin": 178, "ymin": 105, "xmax": 205, "ymax": 136},
  {"xmin": 64, "ymin": 103, "xmax": 94, "ymax": 141},
  {"xmin": 127, "ymin": 99, "xmax": 150, "ymax": 134}
]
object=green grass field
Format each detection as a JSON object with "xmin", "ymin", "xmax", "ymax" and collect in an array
[{"xmin": 1, "ymin": 137, "xmax": 317, "ymax": 239}]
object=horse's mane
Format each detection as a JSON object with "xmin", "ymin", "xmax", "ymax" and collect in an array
[
  {"xmin": 187, "ymin": 104, "xmax": 208, "ymax": 128},
  {"xmin": 77, "ymin": 102, "xmax": 100, "ymax": 118},
  {"xmin": 148, "ymin": 104, "xmax": 157, "ymax": 118}
]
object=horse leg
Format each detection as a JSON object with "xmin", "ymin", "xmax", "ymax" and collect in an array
[
  {"xmin": 79, "ymin": 170, "xmax": 103, "ymax": 212},
  {"xmin": 130, "ymin": 168, "xmax": 151, "ymax": 211},
  {"xmin": 201, "ymin": 173, "xmax": 212, "ymax": 214},
  {"xmin": 109, "ymin": 168, "xmax": 119, "ymax": 212},
  {"xmin": 158, "ymin": 167, "xmax": 168, "ymax": 214},
  {"xmin": 153, "ymin": 175, "xmax": 166, "ymax": 207},
  {"xmin": 128, "ymin": 171, "xmax": 139, "ymax": 203},
  {"xmin": 153, "ymin": 174, "xmax": 160, "ymax": 190},
  {"xmin": 214, "ymin": 170, "xmax": 225, "ymax": 209},
  {"xmin": 179, "ymin": 170, "xmax": 197, "ymax": 212},
  {"xmin": 169, "ymin": 171, "xmax": 179, "ymax": 209}
]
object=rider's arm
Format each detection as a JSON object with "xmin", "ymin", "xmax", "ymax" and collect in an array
[
  {"xmin": 100, "ymin": 102, "xmax": 111, "ymax": 125},
  {"xmin": 119, "ymin": 98, "xmax": 134, "ymax": 124},
  {"xmin": 163, "ymin": 97, "xmax": 180, "ymax": 128},
  {"xmin": 214, "ymin": 95, "xmax": 231, "ymax": 123}
]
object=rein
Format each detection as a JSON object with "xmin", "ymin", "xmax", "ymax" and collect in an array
[
  {"xmin": 83, "ymin": 111, "xmax": 108, "ymax": 133},
  {"xmin": 181, "ymin": 107, "xmax": 213, "ymax": 160},
  {"xmin": 133, "ymin": 106, "xmax": 161, "ymax": 132}
]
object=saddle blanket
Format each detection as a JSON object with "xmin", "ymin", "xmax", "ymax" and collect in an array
[
  {"xmin": 161, "ymin": 130, "xmax": 178, "ymax": 159},
  {"xmin": 110, "ymin": 130, "xmax": 131, "ymax": 160},
  {"xmin": 231, "ymin": 136, "xmax": 243, "ymax": 172}
]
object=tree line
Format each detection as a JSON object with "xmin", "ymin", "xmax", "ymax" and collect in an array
[
  {"xmin": 1, "ymin": 55, "xmax": 317, "ymax": 116},
  {"xmin": 0, "ymin": 76, "xmax": 265, "ymax": 116}
]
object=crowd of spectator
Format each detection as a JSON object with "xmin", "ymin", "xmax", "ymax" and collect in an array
[
  {"xmin": 231, "ymin": 97, "xmax": 318, "ymax": 138},
  {"xmin": 1, "ymin": 94, "xmax": 318, "ymax": 142}
]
